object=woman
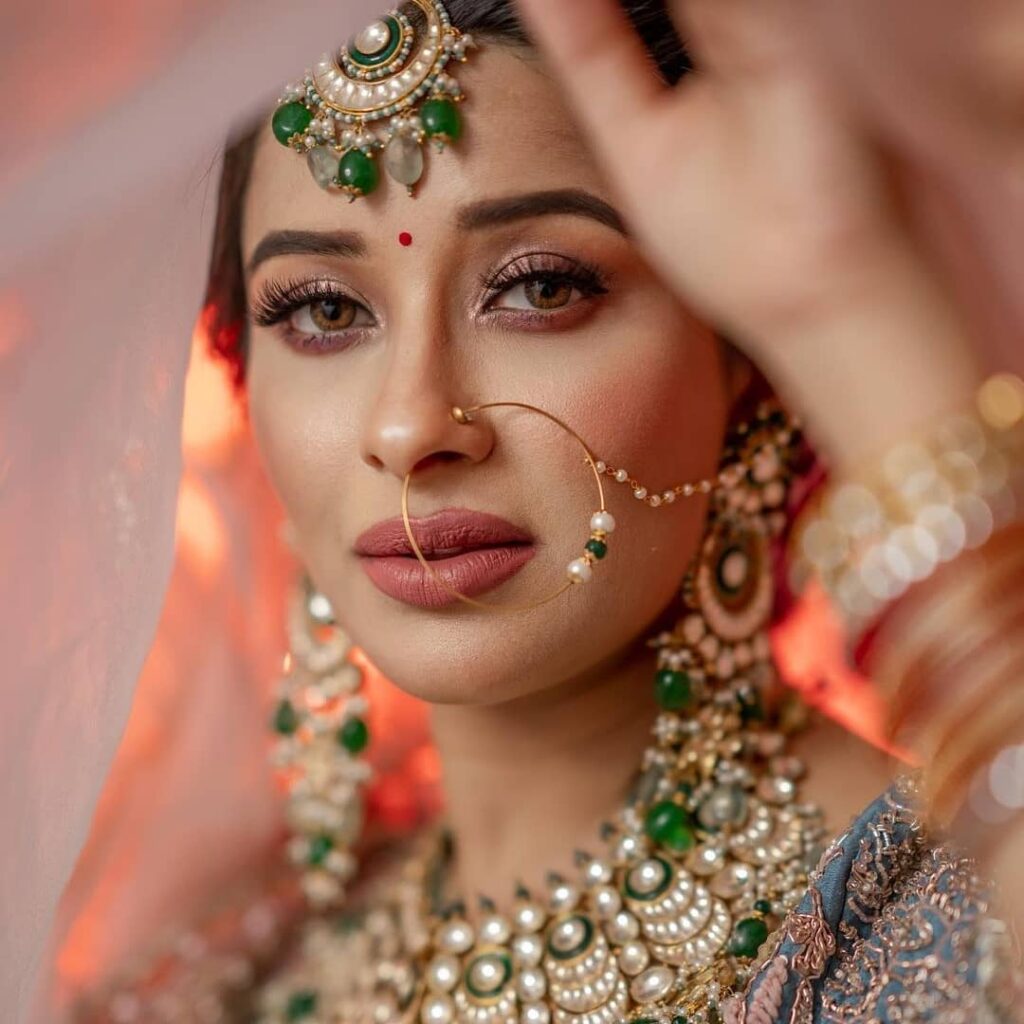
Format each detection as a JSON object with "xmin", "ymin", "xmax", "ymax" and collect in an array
[{"xmin": 36, "ymin": 0, "xmax": 1024, "ymax": 1020}]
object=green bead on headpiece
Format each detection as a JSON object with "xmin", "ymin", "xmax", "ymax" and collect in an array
[{"xmin": 270, "ymin": 0, "xmax": 475, "ymax": 200}]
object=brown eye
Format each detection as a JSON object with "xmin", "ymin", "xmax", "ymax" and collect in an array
[
  {"xmin": 308, "ymin": 297, "xmax": 357, "ymax": 331},
  {"xmin": 523, "ymin": 277, "xmax": 574, "ymax": 310},
  {"xmin": 483, "ymin": 256, "xmax": 608, "ymax": 318}
]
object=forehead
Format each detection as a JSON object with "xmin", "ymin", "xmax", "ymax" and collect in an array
[{"xmin": 242, "ymin": 46, "xmax": 610, "ymax": 255}]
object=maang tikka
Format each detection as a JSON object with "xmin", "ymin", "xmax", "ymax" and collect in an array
[{"xmin": 271, "ymin": 0, "xmax": 475, "ymax": 199}]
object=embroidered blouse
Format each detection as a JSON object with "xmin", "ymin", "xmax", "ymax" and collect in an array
[{"xmin": 724, "ymin": 778, "xmax": 1017, "ymax": 1023}]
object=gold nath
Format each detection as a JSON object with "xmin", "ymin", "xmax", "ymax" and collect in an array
[
  {"xmin": 401, "ymin": 402, "xmax": 611, "ymax": 612},
  {"xmin": 400, "ymin": 401, "xmax": 742, "ymax": 613}
]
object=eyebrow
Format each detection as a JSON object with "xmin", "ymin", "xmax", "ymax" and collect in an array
[
  {"xmin": 457, "ymin": 188, "xmax": 627, "ymax": 235},
  {"xmin": 247, "ymin": 188, "xmax": 627, "ymax": 272},
  {"xmin": 247, "ymin": 228, "xmax": 367, "ymax": 271}
]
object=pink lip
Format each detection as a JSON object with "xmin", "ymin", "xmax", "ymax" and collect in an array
[{"xmin": 355, "ymin": 508, "xmax": 536, "ymax": 608}]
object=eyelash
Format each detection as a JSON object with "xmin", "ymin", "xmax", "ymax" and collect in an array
[
  {"xmin": 249, "ymin": 255, "xmax": 610, "ymax": 354},
  {"xmin": 478, "ymin": 253, "xmax": 609, "ymax": 308},
  {"xmin": 250, "ymin": 277, "xmax": 354, "ymax": 324}
]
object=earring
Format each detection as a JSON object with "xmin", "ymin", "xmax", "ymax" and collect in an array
[
  {"xmin": 650, "ymin": 402, "xmax": 803, "ymax": 721},
  {"xmin": 270, "ymin": 576, "xmax": 372, "ymax": 908}
]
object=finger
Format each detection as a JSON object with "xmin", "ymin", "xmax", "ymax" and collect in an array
[
  {"xmin": 515, "ymin": 0, "xmax": 666, "ymax": 160},
  {"xmin": 670, "ymin": 0, "xmax": 806, "ymax": 80}
]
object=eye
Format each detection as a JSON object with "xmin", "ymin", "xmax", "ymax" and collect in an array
[
  {"xmin": 291, "ymin": 295, "xmax": 367, "ymax": 333},
  {"xmin": 481, "ymin": 254, "xmax": 609, "ymax": 319},
  {"xmin": 495, "ymin": 276, "xmax": 579, "ymax": 311},
  {"xmin": 250, "ymin": 277, "xmax": 376, "ymax": 354}
]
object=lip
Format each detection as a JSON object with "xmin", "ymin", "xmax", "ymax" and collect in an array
[{"xmin": 355, "ymin": 507, "xmax": 536, "ymax": 608}]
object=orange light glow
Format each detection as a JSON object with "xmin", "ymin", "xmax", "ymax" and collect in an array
[
  {"xmin": 772, "ymin": 581, "xmax": 894, "ymax": 752},
  {"xmin": 0, "ymin": 288, "xmax": 30, "ymax": 359},
  {"xmin": 174, "ymin": 477, "xmax": 227, "ymax": 578},
  {"xmin": 181, "ymin": 321, "xmax": 245, "ymax": 462}
]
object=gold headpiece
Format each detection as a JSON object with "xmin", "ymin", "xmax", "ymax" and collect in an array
[{"xmin": 271, "ymin": 0, "xmax": 475, "ymax": 199}]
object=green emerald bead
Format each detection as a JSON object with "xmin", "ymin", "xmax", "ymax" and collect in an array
[
  {"xmin": 672, "ymin": 1017, "xmax": 690, "ymax": 1024},
  {"xmin": 285, "ymin": 989, "xmax": 318, "ymax": 1020},
  {"xmin": 337, "ymin": 716, "xmax": 369, "ymax": 754},
  {"xmin": 273, "ymin": 699, "xmax": 299, "ymax": 735},
  {"xmin": 308, "ymin": 834, "xmax": 334, "ymax": 866},
  {"xmin": 728, "ymin": 916, "xmax": 769, "ymax": 958},
  {"xmin": 272, "ymin": 102, "xmax": 312, "ymax": 146},
  {"xmin": 644, "ymin": 800, "xmax": 696, "ymax": 853},
  {"xmin": 738, "ymin": 689, "xmax": 765, "ymax": 723},
  {"xmin": 337, "ymin": 148, "xmax": 380, "ymax": 196},
  {"xmin": 421, "ymin": 98, "xmax": 462, "ymax": 142},
  {"xmin": 654, "ymin": 668, "xmax": 693, "ymax": 711},
  {"xmin": 754, "ymin": 898, "xmax": 773, "ymax": 915},
  {"xmin": 585, "ymin": 538, "xmax": 608, "ymax": 560}
]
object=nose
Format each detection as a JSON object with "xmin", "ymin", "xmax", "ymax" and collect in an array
[{"xmin": 359, "ymin": 339, "xmax": 493, "ymax": 480}]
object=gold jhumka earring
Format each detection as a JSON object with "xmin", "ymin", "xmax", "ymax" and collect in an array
[
  {"xmin": 270, "ymin": 578, "xmax": 370, "ymax": 908},
  {"xmin": 264, "ymin": 393, "xmax": 826, "ymax": 1024}
]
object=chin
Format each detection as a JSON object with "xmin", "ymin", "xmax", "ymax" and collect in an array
[
  {"xmin": 343, "ymin": 606, "xmax": 581, "ymax": 708},
  {"xmin": 357, "ymin": 644, "xmax": 530, "ymax": 706}
]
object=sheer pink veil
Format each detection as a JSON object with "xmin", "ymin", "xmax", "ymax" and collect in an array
[
  {"xmin": 2, "ymin": 2, "xmax": 1021, "ymax": 1022},
  {"xmin": 0, "ymin": 3, "xmax": 381, "ymax": 1020}
]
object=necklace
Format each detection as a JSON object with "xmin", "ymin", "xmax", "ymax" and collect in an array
[
  {"xmin": 259, "ymin": 633, "xmax": 824, "ymax": 1024},
  {"xmin": 259, "ymin": 404, "xmax": 825, "ymax": 1024}
]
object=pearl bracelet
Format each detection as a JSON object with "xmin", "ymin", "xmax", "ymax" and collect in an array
[{"xmin": 790, "ymin": 372, "xmax": 1024, "ymax": 641}]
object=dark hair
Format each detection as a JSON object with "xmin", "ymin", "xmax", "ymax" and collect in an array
[{"xmin": 203, "ymin": 1, "xmax": 690, "ymax": 385}]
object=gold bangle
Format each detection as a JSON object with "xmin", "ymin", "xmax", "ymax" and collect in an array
[
  {"xmin": 869, "ymin": 527, "xmax": 1024, "ymax": 709},
  {"xmin": 926, "ymin": 648, "xmax": 1024, "ymax": 830}
]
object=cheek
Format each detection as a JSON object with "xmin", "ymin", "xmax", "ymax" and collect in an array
[
  {"xmin": 568, "ymin": 328, "xmax": 729, "ymax": 589},
  {"xmin": 247, "ymin": 344, "xmax": 358, "ymax": 545},
  {"xmin": 565, "ymin": 326, "xmax": 728, "ymax": 489}
]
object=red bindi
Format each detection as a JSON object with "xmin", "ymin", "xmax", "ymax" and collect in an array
[{"xmin": 398, "ymin": 231, "xmax": 413, "ymax": 247}]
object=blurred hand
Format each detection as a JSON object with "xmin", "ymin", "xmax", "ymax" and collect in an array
[
  {"xmin": 515, "ymin": 0, "xmax": 981, "ymax": 466},
  {"xmin": 516, "ymin": 0, "xmax": 901, "ymax": 345}
]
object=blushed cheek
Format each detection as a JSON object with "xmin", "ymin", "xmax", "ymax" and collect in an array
[
  {"xmin": 540, "ymin": 329, "xmax": 727, "ymax": 617},
  {"xmin": 565, "ymin": 331, "xmax": 728, "ymax": 492}
]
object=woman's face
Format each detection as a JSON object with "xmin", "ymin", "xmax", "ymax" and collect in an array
[{"xmin": 243, "ymin": 44, "xmax": 733, "ymax": 705}]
